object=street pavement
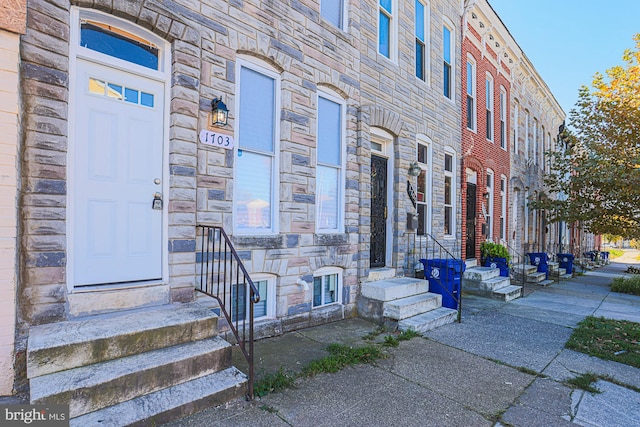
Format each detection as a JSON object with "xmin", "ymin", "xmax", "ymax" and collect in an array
[{"xmin": 164, "ymin": 251, "xmax": 640, "ymax": 427}]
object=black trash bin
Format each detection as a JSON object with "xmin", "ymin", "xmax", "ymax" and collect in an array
[
  {"xmin": 420, "ymin": 258, "xmax": 465, "ymax": 310},
  {"xmin": 556, "ymin": 253, "xmax": 574, "ymax": 275},
  {"xmin": 527, "ymin": 252, "xmax": 549, "ymax": 279}
]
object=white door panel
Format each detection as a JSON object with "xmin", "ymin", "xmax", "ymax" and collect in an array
[{"xmin": 73, "ymin": 59, "xmax": 164, "ymax": 286}]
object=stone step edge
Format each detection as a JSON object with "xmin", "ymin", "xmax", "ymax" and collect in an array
[
  {"xmin": 398, "ymin": 307, "xmax": 458, "ymax": 334},
  {"xmin": 361, "ymin": 277, "xmax": 429, "ymax": 301},
  {"xmin": 28, "ymin": 302, "xmax": 217, "ymax": 378},
  {"xmin": 69, "ymin": 367, "xmax": 247, "ymax": 427},
  {"xmin": 31, "ymin": 336, "xmax": 231, "ymax": 418},
  {"xmin": 383, "ymin": 292, "xmax": 443, "ymax": 320}
]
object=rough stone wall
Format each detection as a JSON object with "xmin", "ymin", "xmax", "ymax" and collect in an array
[
  {"xmin": 357, "ymin": 0, "xmax": 463, "ymax": 271},
  {"xmin": 510, "ymin": 67, "xmax": 564, "ymax": 252},
  {"xmin": 17, "ymin": 0, "xmax": 367, "ymax": 340}
]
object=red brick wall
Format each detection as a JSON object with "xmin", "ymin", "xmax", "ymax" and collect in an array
[{"xmin": 461, "ymin": 26, "xmax": 511, "ymax": 260}]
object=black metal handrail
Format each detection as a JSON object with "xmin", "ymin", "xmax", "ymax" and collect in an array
[
  {"xmin": 196, "ymin": 225, "xmax": 260, "ymax": 399},
  {"xmin": 501, "ymin": 239, "xmax": 527, "ymax": 285},
  {"xmin": 416, "ymin": 233, "xmax": 464, "ymax": 323}
]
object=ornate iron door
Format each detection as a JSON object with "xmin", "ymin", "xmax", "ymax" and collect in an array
[
  {"xmin": 466, "ymin": 183, "xmax": 477, "ymax": 259},
  {"xmin": 370, "ymin": 155, "xmax": 387, "ymax": 268}
]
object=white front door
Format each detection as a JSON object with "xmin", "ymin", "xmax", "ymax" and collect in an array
[{"xmin": 72, "ymin": 59, "xmax": 164, "ymax": 286}]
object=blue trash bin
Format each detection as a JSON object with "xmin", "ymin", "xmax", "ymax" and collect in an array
[
  {"xmin": 484, "ymin": 256, "xmax": 509, "ymax": 277},
  {"xmin": 420, "ymin": 258, "xmax": 465, "ymax": 310},
  {"xmin": 601, "ymin": 251, "xmax": 610, "ymax": 263},
  {"xmin": 556, "ymin": 253, "xmax": 574, "ymax": 275},
  {"xmin": 527, "ymin": 252, "xmax": 549, "ymax": 279}
]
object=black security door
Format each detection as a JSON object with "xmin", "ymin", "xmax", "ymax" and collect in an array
[
  {"xmin": 466, "ymin": 183, "xmax": 477, "ymax": 259},
  {"xmin": 370, "ymin": 155, "xmax": 387, "ymax": 268}
]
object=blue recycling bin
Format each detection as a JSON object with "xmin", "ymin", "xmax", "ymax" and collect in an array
[
  {"xmin": 601, "ymin": 251, "xmax": 610, "ymax": 263},
  {"xmin": 484, "ymin": 256, "xmax": 509, "ymax": 277},
  {"xmin": 527, "ymin": 252, "xmax": 549, "ymax": 279},
  {"xmin": 556, "ymin": 253, "xmax": 574, "ymax": 275},
  {"xmin": 584, "ymin": 251, "xmax": 598, "ymax": 262},
  {"xmin": 420, "ymin": 258, "xmax": 465, "ymax": 310}
]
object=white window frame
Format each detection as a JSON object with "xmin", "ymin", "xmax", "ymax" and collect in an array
[
  {"xmin": 485, "ymin": 73, "xmax": 494, "ymax": 142},
  {"xmin": 416, "ymin": 135, "xmax": 432, "ymax": 236},
  {"xmin": 415, "ymin": 0, "xmax": 429, "ymax": 82},
  {"xmin": 444, "ymin": 148, "xmax": 456, "ymax": 237},
  {"xmin": 500, "ymin": 175, "xmax": 507, "ymax": 240},
  {"xmin": 313, "ymin": 266, "xmax": 343, "ymax": 308},
  {"xmin": 466, "ymin": 56, "xmax": 476, "ymax": 131},
  {"xmin": 442, "ymin": 19, "xmax": 455, "ymax": 101},
  {"xmin": 234, "ymin": 58, "xmax": 281, "ymax": 235},
  {"xmin": 524, "ymin": 110, "xmax": 530, "ymax": 160},
  {"xmin": 500, "ymin": 87, "xmax": 507, "ymax": 150},
  {"xmin": 231, "ymin": 273, "xmax": 276, "ymax": 322},
  {"xmin": 486, "ymin": 169, "xmax": 494, "ymax": 240},
  {"xmin": 513, "ymin": 100, "xmax": 519, "ymax": 154},
  {"xmin": 316, "ymin": 89, "xmax": 346, "ymax": 234},
  {"xmin": 378, "ymin": 0, "xmax": 397, "ymax": 62},
  {"xmin": 321, "ymin": 0, "xmax": 347, "ymax": 31},
  {"xmin": 533, "ymin": 118, "xmax": 538, "ymax": 165}
]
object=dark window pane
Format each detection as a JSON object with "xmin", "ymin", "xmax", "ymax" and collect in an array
[
  {"xmin": 416, "ymin": 41, "xmax": 424, "ymax": 80},
  {"xmin": 445, "ymin": 154, "xmax": 452, "ymax": 172},
  {"xmin": 486, "ymin": 110, "xmax": 492, "ymax": 139},
  {"xmin": 417, "ymin": 143, "xmax": 428, "ymax": 164},
  {"xmin": 467, "ymin": 96, "xmax": 474, "ymax": 129},
  {"xmin": 313, "ymin": 277, "xmax": 322, "ymax": 307},
  {"xmin": 81, "ymin": 23, "xmax": 159, "ymax": 70},
  {"xmin": 445, "ymin": 176, "xmax": 451, "ymax": 205},
  {"xmin": 231, "ymin": 283, "xmax": 247, "ymax": 322},
  {"xmin": 417, "ymin": 203, "xmax": 425, "ymax": 235},
  {"xmin": 443, "ymin": 63, "xmax": 451, "ymax": 98},
  {"xmin": 445, "ymin": 206, "xmax": 451, "ymax": 235}
]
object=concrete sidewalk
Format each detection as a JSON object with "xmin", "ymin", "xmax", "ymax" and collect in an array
[{"xmin": 163, "ymin": 256, "xmax": 640, "ymax": 427}]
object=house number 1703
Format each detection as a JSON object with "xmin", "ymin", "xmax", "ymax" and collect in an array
[{"xmin": 199, "ymin": 129, "xmax": 235, "ymax": 150}]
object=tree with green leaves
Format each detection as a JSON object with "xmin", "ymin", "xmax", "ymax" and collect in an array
[{"xmin": 534, "ymin": 34, "xmax": 640, "ymax": 239}]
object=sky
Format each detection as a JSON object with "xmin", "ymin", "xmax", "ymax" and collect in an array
[{"xmin": 487, "ymin": 0, "xmax": 640, "ymax": 119}]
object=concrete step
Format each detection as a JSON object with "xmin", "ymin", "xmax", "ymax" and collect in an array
[
  {"xmin": 398, "ymin": 307, "xmax": 458, "ymax": 334},
  {"xmin": 463, "ymin": 266, "xmax": 501, "ymax": 282},
  {"xmin": 69, "ymin": 367, "xmax": 247, "ymax": 427},
  {"xmin": 491, "ymin": 285, "xmax": 522, "ymax": 302},
  {"xmin": 526, "ymin": 272, "xmax": 547, "ymax": 283},
  {"xmin": 361, "ymin": 277, "xmax": 429, "ymax": 302},
  {"xmin": 365, "ymin": 267, "xmax": 396, "ymax": 282},
  {"xmin": 30, "ymin": 336, "xmax": 232, "ymax": 418},
  {"xmin": 463, "ymin": 275, "xmax": 510, "ymax": 295},
  {"xmin": 559, "ymin": 273, "xmax": 573, "ymax": 280},
  {"xmin": 548, "ymin": 261, "xmax": 559, "ymax": 271},
  {"xmin": 28, "ymin": 303, "xmax": 217, "ymax": 378},
  {"xmin": 383, "ymin": 292, "xmax": 442, "ymax": 320},
  {"xmin": 538, "ymin": 279, "xmax": 555, "ymax": 286},
  {"xmin": 512, "ymin": 264, "xmax": 538, "ymax": 276}
]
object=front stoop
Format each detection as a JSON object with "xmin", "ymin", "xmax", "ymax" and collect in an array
[
  {"xmin": 27, "ymin": 303, "xmax": 247, "ymax": 426},
  {"xmin": 463, "ymin": 266, "xmax": 522, "ymax": 302},
  {"xmin": 359, "ymin": 277, "xmax": 457, "ymax": 333}
]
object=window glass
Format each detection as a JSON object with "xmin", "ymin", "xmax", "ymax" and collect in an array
[
  {"xmin": 379, "ymin": 11, "xmax": 391, "ymax": 58},
  {"xmin": 415, "ymin": 0, "xmax": 426, "ymax": 80},
  {"xmin": 322, "ymin": 0, "xmax": 343, "ymax": 28},
  {"xmin": 239, "ymin": 67, "xmax": 275, "ymax": 153},
  {"xmin": 80, "ymin": 21, "xmax": 159, "ymax": 70},
  {"xmin": 318, "ymin": 97, "xmax": 341, "ymax": 166},
  {"xmin": 317, "ymin": 166, "xmax": 339, "ymax": 230},
  {"xmin": 236, "ymin": 151, "xmax": 272, "ymax": 231},
  {"xmin": 313, "ymin": 273, "xmax": 338, "ymax": 307}
]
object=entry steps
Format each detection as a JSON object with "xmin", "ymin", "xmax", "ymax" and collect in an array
[
  {"xmin": 358, "ymin": 269, "xmax": 457, "ymax": 334},
  {"xmin": 27, "ymin": 303, "xmax": 246, "ymax": 426},
  {"xmin": 463, "ymin": 267, "xmax": 522, "ymax": 301}
]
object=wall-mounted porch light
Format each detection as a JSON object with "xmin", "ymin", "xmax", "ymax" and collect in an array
[
  {"xmin": 408, "ymin": 161, "xmax": 422, "ymax": 177},
  {"xmin": 211, "ymin": 97, "xmax": 229, "ymax": 127}
]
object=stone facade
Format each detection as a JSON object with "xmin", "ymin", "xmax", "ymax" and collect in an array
[{"xmin": 10, "ymin": 0, "xmax": 563, "ymax": 397}]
